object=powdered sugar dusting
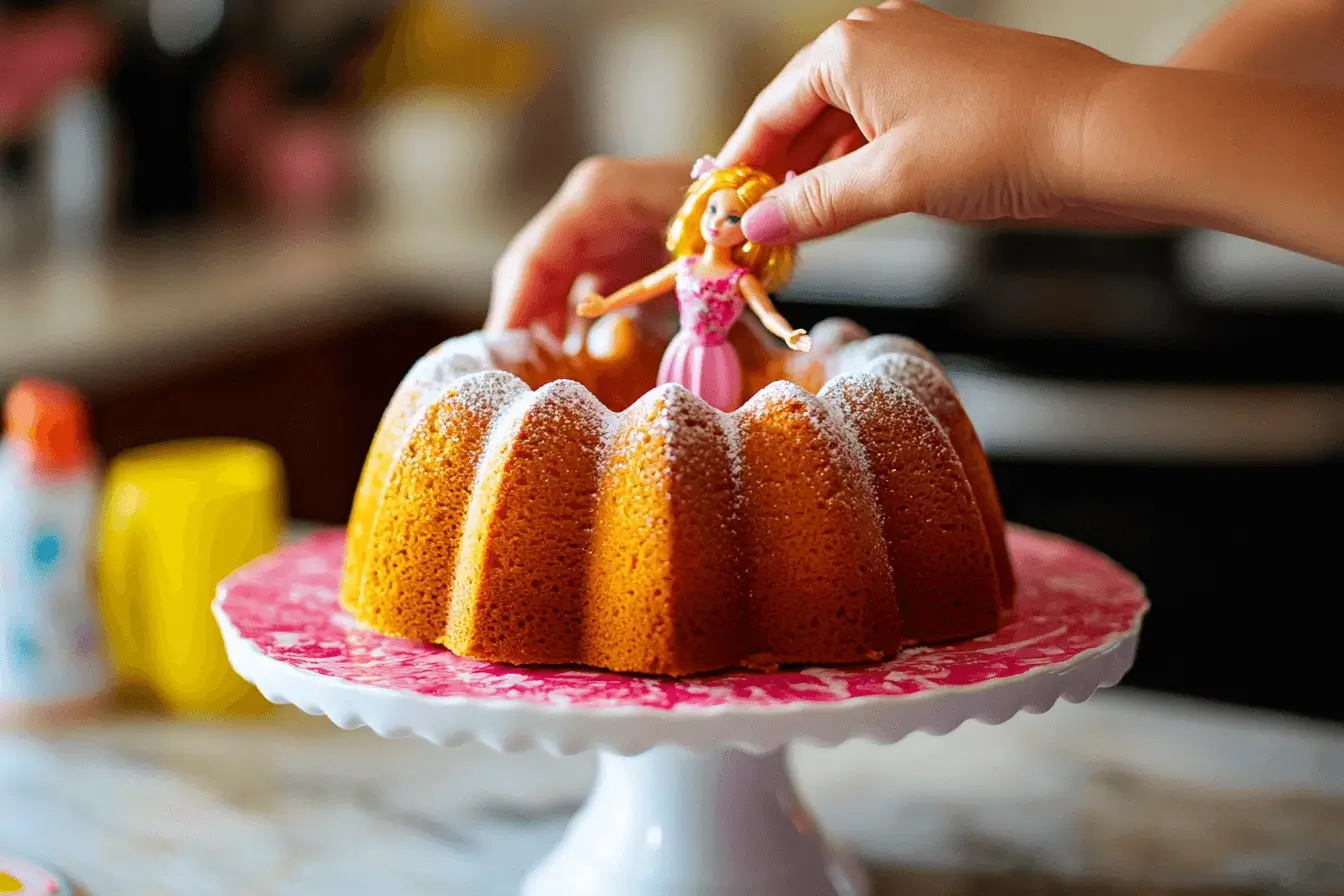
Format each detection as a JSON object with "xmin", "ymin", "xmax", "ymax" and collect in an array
[
  {"xmin": 862, "ymin": 354, "xmax": 959, "ymax": 429},
  {"xmin": 808, "ymin": 318, "xmax": 870, "ymax": 356},
  {"xmin": 465, "ymin": 388, "xmax": 531, "ymax": 495},
  {"xmin": 816, "ymin": 372, "xmax": 889, "ymax": 474},
  {"xmin": 218, "ymin": 525, "xmax": 1147, "ymax": 709},
  {"xmin": 719, "ymin": 399, "xmax": 745, "ymax": 485},
  {"xmin": 408, "ymin": 333, "xmax": 493, "ymax": 386},
  {"xmin": 820, "ymin": 369, "xmax": 926, "ymax": 421},
  {"xmin": 445, "ymin": 370, "xmax": 530, "ymax": 419},
  {"xmin": 463, "ymin": 377, "xmax": 614, "ymax": 496},
  {"xmin": 829, "ymin": 334, "xmax": 939, "ymax": 380},
  {"xmin": 743, "ymin": 379, "xmax": 798, "ymax": 406},
  {"xmin": 644, "ymin": 383, "xmax": 722, "ymax": 465},
  {"xmin": 406, "ymin": 330, "xmax": 553, "ymax": 389},
  {"xmin": 740, "ymin": 380, "xmax": 874, "ymax": 491},
  {"xmin": 821, "ymin": 371, "xmax": 954, "ymax": 462},
  {"xmin": 532, "ymin": 379, "xmax": 613, "ymax": 441},
  {"xmin": 396, "ymin": 326, "xmax": 953, "ymax": 489}
]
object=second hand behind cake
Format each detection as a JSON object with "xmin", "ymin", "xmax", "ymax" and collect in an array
[{"xmin": 340, "ymin": 157, "xmax": 1016, "ymax": 677}]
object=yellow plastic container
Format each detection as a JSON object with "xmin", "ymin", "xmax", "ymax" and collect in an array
[{"xmin": 97, "ymin": 439, "xmax": 285, "ymax": 716}]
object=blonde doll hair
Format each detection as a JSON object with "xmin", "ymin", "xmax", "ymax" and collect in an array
[{"xmin": 666, "ymin": 165, "xmax": 796, "ymax": 293}]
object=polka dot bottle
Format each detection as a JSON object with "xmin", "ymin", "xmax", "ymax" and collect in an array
[{"xmin": 0, "ymin": 380, "xmax": 109, "ymax": 721}]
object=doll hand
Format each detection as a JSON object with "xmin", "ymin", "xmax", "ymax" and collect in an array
[
  {"xmin": 786, "ymin": 329, "xmax": 812, "ymax": 352},
  {"xmin": 576, "ymin": 294, "xmax": 607, "ymax": 318},
  {"xmin": 716, "ymin": 1, "xmax": 1121, "ymax": 244}
]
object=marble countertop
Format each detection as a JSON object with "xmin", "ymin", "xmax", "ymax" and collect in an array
[{"xmin": 2, "ymin": 688, "xmax": 1341, "ymax": 895}]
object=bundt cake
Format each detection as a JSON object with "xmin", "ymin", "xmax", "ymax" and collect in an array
[{"xmin": 340, "ymin": 311, "xmax": 1015, "ymax": 676}]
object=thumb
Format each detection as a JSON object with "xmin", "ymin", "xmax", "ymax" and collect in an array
[{"xmin": 741, "ymin": 140, "xmax": 908, "ymax": 245}]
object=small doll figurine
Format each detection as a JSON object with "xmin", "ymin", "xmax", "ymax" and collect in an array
[{"xmin": 576, "ymin": 157, "xmax": 811, "ymax": 412}]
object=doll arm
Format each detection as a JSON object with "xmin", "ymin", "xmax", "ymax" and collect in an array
[
  {"xmin": 740, "ymin": 275, "xmax": 811, "ymax": 352},
  {"xmin": 577, "ymin": 261, "xmax": 678, "ymax": 318}
]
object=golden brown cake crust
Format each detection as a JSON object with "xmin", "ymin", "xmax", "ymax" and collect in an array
[
  {"xmin": 736, "ymin": 382, "xmax": 901, "ymax": 668},
  {"xmin": 342, "ymin": 313, "xmax": 1012, "ymax": 676},
  {"xmin": 862, "ymin": 353, "xmax": 1016, "ymax": 615},
  {"xmin": 585, "ymin": 387, "xmax": 746, "ymax": 676},
  {"xmin": 358, "ymin": 373, "xmax": 528, "ymax": 641},
  {"xmin": 446, "ymin": 381, "xmax": 606, "ymax": 666},
  {"xmin": 821, "ymin": 374, "xmax": 1000, "ymax": 643}
]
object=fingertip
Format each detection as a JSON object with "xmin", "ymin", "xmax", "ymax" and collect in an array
[
  {"xmin": 489, "ymin": 244, "xmax": 572, "ymax": 334},
  {"xmin": 742, "ymin": 198, "xmax": 791, "ymax": 245},
  {"xmin": 486, "ymin": 271, "xmax": 544, "ymax": 334},
  {"xmin": 756, "ymin": 140, "xmax": 905, "ymax": 244},
  {"xmin": 485, "ymin": 269, "xmax": 522, "ymax": 333}
]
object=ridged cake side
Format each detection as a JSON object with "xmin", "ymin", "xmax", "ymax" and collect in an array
[
  {"xmin": 821, "ymin": 373, "xmax": 1000, "ymax": 643},
  {"xmin": 446, "ymin": 380, "xmax": 608, "ymax": 665},
  {"xmin": 342, "ymin": 333, "xmax": 520, "ymax": 618},
  {"xmin": 861, "ymin": 353, "xmax": 1016, "ymax": 615},
  {"xmin": 735, "ymin": 382, "xmax": 902, "ymax": 669},
  {"xmin": 355, "ymin": 372, "xmax": 529, "ymax": 639},
  {"xmin": 341, "ymin": 317, "xmax": 1014, "ymax": 675},
  {"xmin": 585, "ymin": 385, "xmax": 746, "ymax": 675}
]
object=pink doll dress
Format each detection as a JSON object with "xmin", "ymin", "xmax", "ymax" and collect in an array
[{"xmin": 658, "ymin": 256, "xmax": 748, "ymax": 412}]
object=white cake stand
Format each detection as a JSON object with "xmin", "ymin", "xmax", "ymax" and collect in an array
[{"xmin": 215, "ymin": 525, "xmax": 1146, "ymax": 896}]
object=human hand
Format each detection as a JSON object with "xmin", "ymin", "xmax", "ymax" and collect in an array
[
  {"xmin": 575, "ymin": 294, "xmax": 607, "ymax": 319},
  {"xmin": 715, "ymin": 0, "xmax": 1123, "ymax": 245},
  {"xmin": 786, "ymin": 329, "xmax": 812, "ymax": 352},
  {"xmin": 486, "ymin": 156, "xmax": 691, "ymax": 336}
]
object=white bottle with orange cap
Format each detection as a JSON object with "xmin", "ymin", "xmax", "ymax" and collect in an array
[{"xmin": 0, "ymin": 378, "xmax": 110, "ymax": 723}]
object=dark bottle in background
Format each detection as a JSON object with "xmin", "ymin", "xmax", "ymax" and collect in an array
[
  {"xmin": 105, "ymin": 0, "xmax": 229, "ymax": 229},
  {"xmin": 103, "ymin": 0, "xmax": 379, "ymax": 230}
]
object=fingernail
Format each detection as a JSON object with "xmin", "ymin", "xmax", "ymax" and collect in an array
[{"xmin": 742, "ymin": 199, "xmax": 789, "ymax": 244}]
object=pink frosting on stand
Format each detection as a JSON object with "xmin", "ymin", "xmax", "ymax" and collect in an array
[{"xmin": 217, "ymin": 526, "xmax": 1147, "ymax": 711}]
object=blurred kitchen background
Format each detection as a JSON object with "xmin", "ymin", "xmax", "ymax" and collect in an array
[{"xmin": 1, "ymin": 0, "xmax": 1340, "ymax": 725}]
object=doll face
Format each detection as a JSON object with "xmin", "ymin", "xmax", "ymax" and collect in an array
[{"xmin": 701, "ymin": 189, "xmax": 746, "ymax": 247}]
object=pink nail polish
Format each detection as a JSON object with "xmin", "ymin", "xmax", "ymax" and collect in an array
[{"xmin": 743, "ymin": 199, "xmax": 789, "ymax": 244}]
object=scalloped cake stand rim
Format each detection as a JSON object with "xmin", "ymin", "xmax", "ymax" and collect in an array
[
  {"xmin": 220, "ymin": 621, "xmax": 1138, "ymax": 757},
  {"xmin": 214, "ymin": 526, "xmax": 1146, "ymax": 757},
  {"xmin": 215, "ymin": 527, "xmax": 1145, "ymax": 896}
]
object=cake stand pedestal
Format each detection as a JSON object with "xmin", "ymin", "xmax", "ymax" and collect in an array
[{"xmin": 215, "ymin": 526, "xmax": 1147, "ymax": 896}]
